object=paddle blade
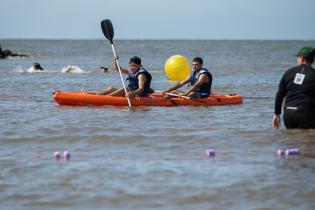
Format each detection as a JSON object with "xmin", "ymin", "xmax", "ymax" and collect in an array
[{"xmin": 101, "ymin": 19, "xmax": 114, "ymax": 44}]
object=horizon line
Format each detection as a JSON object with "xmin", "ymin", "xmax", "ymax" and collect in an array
[{"xmin": 1, "ymin": 38, "xmax": 315, "ymax": 41}]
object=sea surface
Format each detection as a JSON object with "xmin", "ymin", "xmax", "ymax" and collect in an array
[{"xmin": 1, "ymin": 40, "xmax": 315, "ymax": 210}]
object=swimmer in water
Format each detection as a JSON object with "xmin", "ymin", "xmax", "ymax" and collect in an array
[
  {"xmin": 33, "ymin": 62, "xmax": 43, "ymax": 70},
  {"xmin": 0, "ymin": 44, "xmax": 29, "ymax": 58}
]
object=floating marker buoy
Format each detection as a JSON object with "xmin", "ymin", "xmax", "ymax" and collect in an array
[
  {"xmin": 276, "ymin": 149, "xmax": 285, "ymax": 157},
  {"xmin": 276, "ymin": 148, "xmax": 300, "ymax": 157},
  {"xmin": 165, "ymin": 55, "xmax": 190, "ymax": 81},
  {"xmin": 53, "ymin": 151, "xmax": 61, "ymax": 160},
  {"xmin": 63, "ymin": 151, "xmax": 71, "ymax": 160},
  {"xmin": 285, "ymin": 148, "xmax": 300, "ymax": 156},
  {"xmin": 206, "ymin": 149, "xmax": 216, "ymax": 157}
]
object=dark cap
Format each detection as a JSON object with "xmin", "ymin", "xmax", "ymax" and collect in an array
[
  {"xmin": 129, "ymin": 56, "xmax": 141, "ymax": 65},
  {"xmin": 296, "ymin": 47, "xmax": 315, "ymax": 58}
]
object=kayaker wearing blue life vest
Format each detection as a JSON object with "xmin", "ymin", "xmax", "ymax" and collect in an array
[
  {"xmin": 163, "ymin": 57, "xmax": 212, "ymax": 98},
  {"xmin": 98, "ymin": 56, "xmax": 154, "ymax": 97}
]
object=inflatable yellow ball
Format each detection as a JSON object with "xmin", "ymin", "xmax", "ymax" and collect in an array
[{"xmin": 165, "ymin": 55, "xmax": 190, "ymax": 81}]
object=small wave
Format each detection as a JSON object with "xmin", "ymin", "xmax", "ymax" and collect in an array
[
  {"xmin": 12, "ymin": 65, "xmax": 54, "ymax": 73},
  {"xmin": 61, "ymin": 65, "xmax": 87, "ymax": 73},
  {"xmin": 26, "ymin": 66, "xmax": 45, "ymax": 73},
  {"xmin": 13, "ymin": 65, "xmax": 45, "ymax": 73},
  {"xmin": 12, "ymin": 65, "xmax": 24, "ymax": 73}
]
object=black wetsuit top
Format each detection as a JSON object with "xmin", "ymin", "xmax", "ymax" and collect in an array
[{"xmin": 274, "ymin": 64, "xmax": 315, "ymax": 128}]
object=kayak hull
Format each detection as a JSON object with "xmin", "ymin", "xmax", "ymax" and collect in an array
[{"xmin": 53, "ymin": 91, "xmax": 243, "ymax": 107}]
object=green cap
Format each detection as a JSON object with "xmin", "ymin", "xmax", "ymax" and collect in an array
[{"xmin": 296, "ymin": 47, "xmax": 315, "ymax": 58}]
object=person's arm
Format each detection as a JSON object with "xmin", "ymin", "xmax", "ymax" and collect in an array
[
  {"xmin": 180, "ymin": 74, "xmax": 209, "ymax": 96},
  {"xmin": 272, "ymin": 114, "xmax": 281, "ymax": 129},
  {"xmin": 114, "ymin": 60, "xmax": 129, "ymax": 74},
  {"xmin": 163, "ymin": 76, "xmax": 190, "ymax": 93},
  {"xmin": 272, "ymin": 73, "xmax": 287, "ymax": 128},
  {"xmin": 114, "ymin": 56, "xmax": 128, "ymax": 74},
  {"xmin": 127, "ymin": 74, "xmax": 147, "ymax": 97}
]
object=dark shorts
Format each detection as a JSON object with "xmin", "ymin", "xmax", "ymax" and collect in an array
[
  {"xmin": 284, "ymin": 109, "xmax": 315, "ymax": 129},
  {"xmin": 131, "ymin": 88, "xmax": 154, "ymax": 97},
  {"xmin": 196, "ymin": 91, "xmax": 210, "ymax": 98}
]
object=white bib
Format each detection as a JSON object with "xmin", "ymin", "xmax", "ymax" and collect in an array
[{"xmin": 293, "ymin": 73, "xmax": 305, "ymax": 85}]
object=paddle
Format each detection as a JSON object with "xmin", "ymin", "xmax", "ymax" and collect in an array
[
  {"xmin": 101, "ymin": 19, "xmax": 132, "ymax": 108},
  {"xmin": 155, "ymin": 91, "xmax": 207, "ymax": 104}
]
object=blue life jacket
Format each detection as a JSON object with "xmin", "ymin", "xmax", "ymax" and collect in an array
[
  {"xmin": 189, "ymin": 68, "xmax": 212, "ymax": 97},
  {"xmin": 127, "ymin": 66, "xmax": 153, "ymax": 96}
]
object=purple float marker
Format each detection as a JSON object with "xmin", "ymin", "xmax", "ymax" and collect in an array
[
  {"xmin": 63, "ymin": 151, "xmax": 71, "ymax": 160},
  {"xmin": 206, "ymin": 149, "xmax": 216, "ymax": 157},
  {"xmin": 285, "ymin": 148, "xmax": 300, "ymax": 156},
  {"xmin": 53, "ymin": 151, "xmax": 61, "ymax": 160},
  {"xmin": 276, "ymin": 149, "xmax": 285, "ymax": 157}
]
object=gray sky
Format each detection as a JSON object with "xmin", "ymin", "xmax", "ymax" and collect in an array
[{"xmin": 1, "ymin": 0, "xmax": 314, "ymax": 40}]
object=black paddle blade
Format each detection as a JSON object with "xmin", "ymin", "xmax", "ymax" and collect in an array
[{"xmin": 101, "ymin": 19, "xmax": 114, "ymax": 44}]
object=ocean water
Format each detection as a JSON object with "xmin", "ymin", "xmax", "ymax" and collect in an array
[{"xmin": 1, "ymin": 40, "xmax": 315, "ymax": 210}]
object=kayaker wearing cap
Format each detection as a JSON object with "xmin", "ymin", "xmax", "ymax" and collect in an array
[
  {"xmin": 163, "ymin": 57, "xmax": 212, "ymax": 98},
  {"xmin": 98, "ymin": 56, "xmax": 153, "ymax": 97},
  {"xmin": 272, "ymin": 47, "xmax": 315, "ymax": 129}
]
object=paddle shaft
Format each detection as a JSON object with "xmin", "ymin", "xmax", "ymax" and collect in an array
[
  {"xmin": 155, "ymin": 91, "xmax": 207, "ymax": 104},
  {"xmin": 101, "ymin": 19, "xmax": 131, "ymax": 108},
  {"xmin": 165, "ymin": 92, "xmax": 190, "ymax": 99},
  {"xmin": 110, "ymin": 44, "xmax": 132, "ymax": 107}
]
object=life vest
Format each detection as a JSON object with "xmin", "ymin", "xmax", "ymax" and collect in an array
[
  {"xmin": 189, "ymin": 68, "xmax": 212, "ymax": 95},
  {"xmin": 127, "ymin": 66, "xmax": 153, "ymax": 96}
]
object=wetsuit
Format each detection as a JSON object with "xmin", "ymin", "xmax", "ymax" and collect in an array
[
  {"xmin": 189, "ymin": 68, "xmax": 212, "ymax": 98},
  {"xmin": 127, "ymin": 66, "xmax": 153, "ymax": 97},
  {"xmin": 274, "ymin": 64, "xmax": 315, "ymax": 129}
]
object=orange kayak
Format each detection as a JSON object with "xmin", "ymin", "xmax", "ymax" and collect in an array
[{"xmin": 53, "ymin": 91, "xmax": 243, "ymax": 107}]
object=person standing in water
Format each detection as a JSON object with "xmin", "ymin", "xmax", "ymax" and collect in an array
[{"xmin": 272, "ymin": 47, "xmax": 315, "ymax": 129}]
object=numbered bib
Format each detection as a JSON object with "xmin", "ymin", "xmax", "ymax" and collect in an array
[{"xmin": 293, "ymin": 73, "xmax": 305, "ymax": 85}]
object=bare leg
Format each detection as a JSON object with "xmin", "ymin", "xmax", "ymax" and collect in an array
[
  {"xmin": 98, "ymin": 86, "xmax": 117, "ymax": 95},
  {"xmin": 108, "ymin": 88, "xmax": 125, "ymax": 96}
]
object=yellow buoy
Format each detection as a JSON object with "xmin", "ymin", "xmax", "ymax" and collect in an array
[{"xmin": 165, "ymin": 55, "xmax": 190, "ymax": 81}]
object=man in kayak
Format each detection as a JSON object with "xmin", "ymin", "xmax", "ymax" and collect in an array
[
  {"xmin": 163, "ymin": 57, "xmax": 212, "ymax": 98},
  {"xmin": 98, "ymin": 56, "xmax": 154, "ymax": 97},
  {"xmin": 272, "ymin": 47, "xmax": 315, "ymax": 129}
]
